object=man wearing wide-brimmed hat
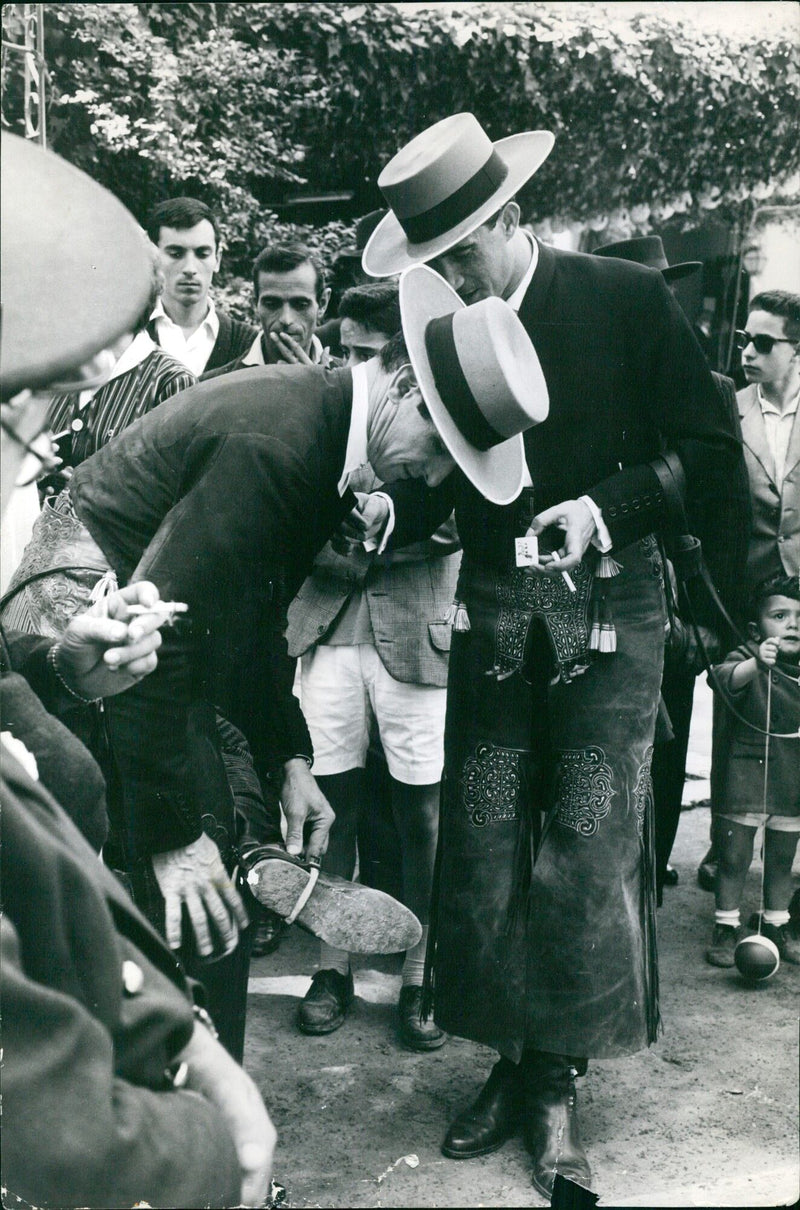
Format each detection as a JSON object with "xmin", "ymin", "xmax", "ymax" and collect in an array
[{"xmin": 367, "ymin": 113, "xmax": 750, "ymax": 1198}]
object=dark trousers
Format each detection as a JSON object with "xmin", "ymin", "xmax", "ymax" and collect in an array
[{"xmin": 652, "ymin": 662, "xmax": 696, "ymax": 903}]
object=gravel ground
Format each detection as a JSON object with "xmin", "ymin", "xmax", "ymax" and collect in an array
[{"xmin": 245, "ymin": 796, "xmax": 799, "ymax": 1208}]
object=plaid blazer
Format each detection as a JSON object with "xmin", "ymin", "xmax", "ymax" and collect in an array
[{"xmin": 286, "ymin": 466, "xmax": 461, "ymax": 687}]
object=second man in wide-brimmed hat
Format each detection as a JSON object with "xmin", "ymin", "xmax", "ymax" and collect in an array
[{"xmin": 365, "ymin": 111, "xmax": 750, "ymax": 1200}]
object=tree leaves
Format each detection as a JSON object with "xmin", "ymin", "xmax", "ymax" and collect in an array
[{"xmin": 35, "ymin": 1, "xmax": 798, "ymax": 305}]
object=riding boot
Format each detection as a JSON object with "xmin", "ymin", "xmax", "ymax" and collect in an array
[
  {"xmin": 520, "ymin": 1050, "xmax": 593, "ymax": 1200},
  {"xmin": 441, "ymin": 1056, "xmax": 522, "ymax": 1159}
]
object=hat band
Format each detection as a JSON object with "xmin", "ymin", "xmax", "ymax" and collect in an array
[
  {"xmin": 425, "ymin": 313, "xmax": 505, "ymax": 452},
  {"xmin": 394, "ymin": 149, "xmax": 509, "ymax": 246}
]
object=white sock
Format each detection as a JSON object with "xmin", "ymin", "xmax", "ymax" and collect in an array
[
  {"xmin": 319, "ymin": 943, "xmax": 350, "ymax": 975},
  {"xmin": 401, "ymin": 925, "xmax": 429, "ymax": 987},
  {"xmin": 763, "ymin": 909, "xmax": 790, "ymax": 927},
  {"xmin": 715, "ymin": 909, "xmax": 740, "ymax": 927}
]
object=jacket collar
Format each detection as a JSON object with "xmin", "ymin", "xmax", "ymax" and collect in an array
[{"xmin": 739, "ymin": 383, "xmax": 777, "ymax": 483}]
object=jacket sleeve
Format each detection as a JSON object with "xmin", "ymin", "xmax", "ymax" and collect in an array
[
  {"xmin": 587, "ymin": 275, "xmax": 750, "ymax": 629},
  {"xmin": 379, "ymin": 476, "xmax": 457, "ymax": 548},
  {"xmin": 1, "ymin": 914, "xmax": 242, "ymax": 1210}
]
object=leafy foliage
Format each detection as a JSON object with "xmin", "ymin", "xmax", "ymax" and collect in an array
[{"xmin": 27, "ymin": 1, "xmax": 800, "ymax": 313}]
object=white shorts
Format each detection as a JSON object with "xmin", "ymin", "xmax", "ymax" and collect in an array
[
  {"xmin": 299, "ymin": 644, "xmax": 446, "ymax": 784},
  {"xmin": 716, "ymin": 812, "xmax": 800, "ymax": 833}
]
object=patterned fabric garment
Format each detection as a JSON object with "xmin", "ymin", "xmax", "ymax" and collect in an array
[
  {"xmin": 427, "ymin": 536, "xmax": 666, "ymax": 1063},
  {"xmin": 0, "ymin": 491, "xmax": 113, "ymax": 636},
  {"xmin": 47, "ymin": 348, "xmax": 194, "ymax": 467}
]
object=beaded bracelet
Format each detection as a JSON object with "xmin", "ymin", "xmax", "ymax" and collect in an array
[{"xmin": 47, "ymin": 643, "xmax": 101, "ymax": 705}]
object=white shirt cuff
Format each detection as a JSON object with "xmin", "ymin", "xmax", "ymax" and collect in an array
[
  {"xmin": 579, "ymin": 495, "xmax": 613, "ymax": 553},
  {"xmin": 363, "ymin": 491, "xmax": 396, "ymax": 554}
]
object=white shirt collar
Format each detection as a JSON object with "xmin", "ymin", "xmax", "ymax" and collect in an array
[
  {"xmin": 506, "ymin": 230, "xmax": 539, "ymax": 312},
  {"xmin": 509, "ymin": 231, "xmax": 539, "ymax": 489},
  {"xmin": 337, "ymin": 361, "xmax": 370, "ymax": 495},
  {"xmin": 757, "ymin": 383, "xmax": 799, "ymax": 418},
  {"xmin": 241, "ymin": 331, "xmax": 325, "ymax": 367},
  {"xmin": 150, "ymin": 296, "xmax": 220, "ymax": 340},
  {"xmin": 107, "ymin": 329, "xmax": 157, "ymax": 382}
]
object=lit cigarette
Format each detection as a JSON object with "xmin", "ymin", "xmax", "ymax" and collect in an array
[{"xmin": 126, "ymin": 601, "xmax": 189, "ymax": 618}]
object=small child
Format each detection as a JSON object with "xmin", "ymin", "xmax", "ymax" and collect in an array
[{"xmin": 706, "ymin": 574, "xmax": 800, "ymax": 967}]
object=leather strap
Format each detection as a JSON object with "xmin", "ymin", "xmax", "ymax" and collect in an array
[{"xmin": 0, "ymin": 563, "xmax": 111, "ymax": 612}]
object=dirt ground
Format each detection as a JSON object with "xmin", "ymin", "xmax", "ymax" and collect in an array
[{"xmin": 244, "ymin": 683, "xmax": 799, "ymax": 1208}]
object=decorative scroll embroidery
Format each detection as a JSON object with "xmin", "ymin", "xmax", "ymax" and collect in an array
[
  {"xmin": 460, "ymin": 742, "xmax": 522, "ymax": 827},
  {"xmin": 632, "ymin": 745, "xmax": 654, "ymax": 838},
  {"xmin": 640, "ymin": 534, "xmax": 665, "ymax": 588},
  {"xmin": 489, "ymin": 562, "xmax": 594, "ymax": 683},
  {"xmin": 554, "ymin": 746, "xmax": 615, "ymax": 835}
]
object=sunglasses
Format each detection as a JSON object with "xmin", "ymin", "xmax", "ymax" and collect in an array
[{"xmin": 735, "ymin": 330, "xmax": 797, "ymax": 355}]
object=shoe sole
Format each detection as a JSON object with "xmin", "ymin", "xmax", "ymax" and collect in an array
[{"xmin": 246, "ymin": 853, "xmax": 422, "ymax": 953}]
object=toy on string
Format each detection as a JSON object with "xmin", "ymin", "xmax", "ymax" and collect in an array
[{"xmin": 734, "ymin": 667, "xmax": 780, "ymax": 982}]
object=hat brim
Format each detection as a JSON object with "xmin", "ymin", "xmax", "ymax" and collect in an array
[
  {"xmin": 363, "ymin": 130, "xmax": 555, "ymax": 278},
  {"xmin": 1, "ymin": 134, "xmax": 152, "ymax": 397},
  {"xmin": 662, "ymin": 261, "xmax": 702, "ymax": 282},
  {"xmin": 400, "ymin": 265, "xmax": 529, "ymax": 506}
]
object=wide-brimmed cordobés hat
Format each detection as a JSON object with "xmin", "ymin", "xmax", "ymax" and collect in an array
[
  {"xmin": 399, "ymin": 265, "xmax": 549, "ymax": 506},
  {"xmin": 593, "ymin": 235, "xmax": 701, "ymax": 282},
  {"xmin": 363, "ymin": 113, "xmax": 555, "ymax": 278},
  {"xmin": 1, "ymin": 133, "xmax": 152, "ymax": 397}
]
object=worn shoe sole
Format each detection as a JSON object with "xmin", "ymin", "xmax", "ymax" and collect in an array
[{"xmin": 245, "ymin": 849, "xmax": 422, "ymax": 954}]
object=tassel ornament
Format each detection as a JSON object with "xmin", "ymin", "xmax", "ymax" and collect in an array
[
  {"xmin": 445, "ymin": 599, "xmax": 471, "ymax": 632},
  {"xmin": 89, "ymin": 568, "xmax": 118, "ymax": 603},
  {"xmin": 596, "ymin": 554, "xmax": 622, "ymax": 578}
]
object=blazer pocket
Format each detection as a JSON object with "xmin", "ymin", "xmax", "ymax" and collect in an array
[{"xmin": 428, "ymin": 620, "xmax": 452, "ymax": 653}]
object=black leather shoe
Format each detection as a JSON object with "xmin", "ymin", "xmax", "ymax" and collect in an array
[
  {"xmin": 250, "ymin": 907, "xmax": 287, "ymax": 957},
  {"xmin": 397, "ymin": 985, "xmax": 447, "ymax": 1051},
  {"xmin": 663, "ymin": 864, "xmax": 679, "ymax": 886},
  {"xmin": 521, "ymin": 1055, "xmax": 593, "ymax": 1200},
  {"xmin": 441, "ymin": 1058, "xmax": 522, "ymax": 1159},
  {"xmin": 296, "ymin": 968, "xmax": 354, "ymax": 1035}
]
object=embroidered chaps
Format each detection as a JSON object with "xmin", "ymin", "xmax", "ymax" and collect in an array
[{"xmin": 427, "ymin": 536, "xmax": 666, "ymax": 1062}]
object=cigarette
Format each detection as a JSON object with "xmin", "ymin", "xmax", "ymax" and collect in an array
[
  {"xmin": 562, "ymin": 572, "xmax": 577, "ymax": 593},
  {"xmin": 126, "ymin": 601, "xmax": 189, "ymax": 617}
]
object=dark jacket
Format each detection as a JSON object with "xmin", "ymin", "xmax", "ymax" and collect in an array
[
  {"xmin": 1, "ymin": 748, "xmax": 242, "ymax": 1208},
  {"xmin": 69, "ymin": 364, "xmax": 356, "ymax": 859},
  {"xmin": 395, "ymin": 244, "xmax": 750, "ymax": 627}
]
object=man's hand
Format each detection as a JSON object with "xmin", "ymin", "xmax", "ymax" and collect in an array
[
  {"xmin": 177, "ymin": 1019, "xmax": 276, "ymax": 1207},
  {"xmin": 268, "ymin": 331, "xmax": 315, "ymax": 365},
  {"xmin": 151, "ymin": 832, "xmax": 249, "ymax": 957},
  {"xmin": 527, "ymin": 499, "xmax": 597, "ymax": 574},
  {"xmin": 280, "ymin": 758, "xmax": 335, "ymax": 863},
  {"xmin": 332, "ymin": 492, "xmax": 390, "ymax": 554},
  {"xmin": 54, "ymin": 581, "xmax": 167, "ymax": 700}
]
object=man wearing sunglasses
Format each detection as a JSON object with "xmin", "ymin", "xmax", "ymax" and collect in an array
[{"xmin": 736, "ymin": 290, "xmax": 800, "ymax": 591}]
